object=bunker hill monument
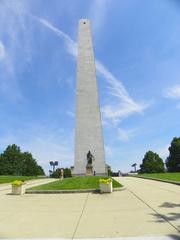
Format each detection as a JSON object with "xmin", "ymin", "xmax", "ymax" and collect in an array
[{"xmin": 74, "ymin": 19, "xmax": 106, "ymax": 176}]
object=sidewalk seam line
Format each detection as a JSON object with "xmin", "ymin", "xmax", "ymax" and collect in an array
[
  {"xmin": 72, "ymin": 193, "xmax": 89, "ymax": 239},
  {"xmin": 127, "ymin": 188, "xmax": 180, "ymax": 233}
]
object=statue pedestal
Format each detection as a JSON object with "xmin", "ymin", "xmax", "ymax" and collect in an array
[{"xmin": 86, "ymin": 165, "xmax": 93, "ymax": 176}]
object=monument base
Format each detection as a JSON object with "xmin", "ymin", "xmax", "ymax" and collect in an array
[
  {"xmin": 86, "ymin": 165, "xmax": 93, "ymax": 176},
  {"xmin": 71, "ymin": 166, "xmax": 107, "ymax": 177}
]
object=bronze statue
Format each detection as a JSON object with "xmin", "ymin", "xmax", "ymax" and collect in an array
[{"xmin": 87, "ymin": 151, "xmax": 94, "ymax": 165}]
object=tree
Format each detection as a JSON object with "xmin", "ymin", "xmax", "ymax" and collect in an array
[
  {"xmin": 0, "ymin": 144, "xmax": 22, "ymax": 175},
  {"xmin": 37, "ymin": 165, "xmax": 45, "ymax": 175},
  {"xmin": 51, "ymin": 168, "xmax": 62, "ymax": 178},
  {"xmin": 0, "ymin": 144, "xmax": 45, "ymax": 176},
  {"xmin": 140, "ymin": 151, "xmax": 165, "ymax": 173},
  {"xmin": 166, "ymin": 137, "xmax": 180, "ymax": 172},
  {"xmin": 63, "ymin": 168, "xmax": 72, "ymax": 178}
]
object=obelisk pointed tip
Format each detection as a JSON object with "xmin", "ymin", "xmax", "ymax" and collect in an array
[{"xmin": 79, "ymin": 19, "xmax": 90, "ymax": 25}]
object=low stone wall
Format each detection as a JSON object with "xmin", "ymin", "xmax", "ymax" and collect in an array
[{"xmin": 26, "ymin": 187, "xmax": 124, "ymax": 194}]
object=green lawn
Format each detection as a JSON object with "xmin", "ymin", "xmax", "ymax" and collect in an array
[
  {"xmin": 137, "ymin": 173, "xmax": 180, "ymax": 182},
  {"xmin": 0, "ymin": 176, "xmax": 45, "ymax": 184},
  {"xmin": 29, "ymin": 176, "xmax": 122, "ymax": 190}
]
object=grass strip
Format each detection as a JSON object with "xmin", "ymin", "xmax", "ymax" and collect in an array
[
  {"xmin": 136, "ymin": 173, "xmax": 180, "ymax": 182},
  {"xmin": 29, "ymin": 176, "xmax": 122, "ymax": 190}
]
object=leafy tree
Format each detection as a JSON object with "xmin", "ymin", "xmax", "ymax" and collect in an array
[
  {"xmin": 0, "ymin": 144, "xmax": 45, "ymax": 176},
  {"xmin": 37, "ymin": 165, "xmax": 45, "ymax": 175},
  {"xmin": 51, "ymin": 168, "xmax": 62, "ymax": 178},
  {"xmin": 21, "ymin": 152, "xmax": 45, "ymax": 176},
  {"xmin": 0, "ymin": 144, "xmax": 22, "ymax": 175},
  {"xmin": 166, "ymin": 137, "xmax": 180, "ymax": 172},
  {"xmin": 63, "ymin": 168, "xmax": 72, "ymax": 178},
  {"xmin": 140, "ymin": 151, "xmax": 165, "ymax": 173}
]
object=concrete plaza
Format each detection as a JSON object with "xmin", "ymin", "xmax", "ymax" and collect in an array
[{"xmin": 0, "ymin": 177, "xmax": 179, "ymax": 239}]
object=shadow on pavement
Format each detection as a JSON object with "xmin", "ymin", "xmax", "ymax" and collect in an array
[
  {"xmin": 157, "ymin": 201, "xmax": 180, "ymax": 221},
  {"xmin": 150, "ymin": 212, "xmax": 180, "ymax": 233},
  {"xmin": 154, "ymin": 201, "xmax": 180, "ymax": 229},
  {"xmin": 160, "ymin": 202, "xmax": 180, "ymax": 208},
  {"xmin": 150, "ymin": 213, "xmax": 167, "ymax": 223},
  {"xmin": 168, "ymin": 234, "xmax": 180, "ymax": 240},
  {"xmin": 152, "ymin": 212, "xmax": 180, "ymax": 222}
]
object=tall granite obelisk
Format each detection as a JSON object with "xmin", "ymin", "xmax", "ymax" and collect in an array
[{"xmin": 74, "ymin": 19, "xmax": 106, "ymax": 176}]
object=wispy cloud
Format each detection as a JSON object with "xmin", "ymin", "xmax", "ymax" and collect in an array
[
  {"xmin": 164, "ymin": 84, "xmax": 180, "ymax": 109},
  {"xmin": 89, "ymin": 0, "xmax": 109, "ymax": 33},
  {"xmin": 36, "ymin": 17, "xmax": 149, "ymax": 124},
  {"xmin": 0, "ymin": 41, "xmax": 5, "ymax": 60},
  {"xmin": 36, "ymin": 18, "xmax": 77, "ymax": 57},
  {"xmin": 0, "ymin": 1, "xmax": 32, "ymax": 101},
  {"xmin": 96, "ymin": 61, "xmax": 148, "ymax": 123},
  {"xmin": 66, "ymin": 111, "xmax": 75, "ymax": 118},
  {"xmin": 164, "ymin": 84, "xmax": 180, "ymax": 99},
  {"xmin": 118, "ymin": 127, "xmax": 138, "ymax": 142}
]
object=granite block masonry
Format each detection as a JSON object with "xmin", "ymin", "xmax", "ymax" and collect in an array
[{"xmin": 74, "ymin": 19, "xmax": 106, "ymax": 176}]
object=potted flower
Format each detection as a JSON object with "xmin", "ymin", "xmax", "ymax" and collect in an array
[
  {"xmin": 11, "ymin": 180, "xmax": 26, "ymax": 195},
  {"xmin": 99, "ymin": 178, "xmax": 113, "ymax": 193}
]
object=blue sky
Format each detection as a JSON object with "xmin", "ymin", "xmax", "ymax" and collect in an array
[{"xmin": 0, "ymin": 0, "xmax": 180, "ymax": 174}]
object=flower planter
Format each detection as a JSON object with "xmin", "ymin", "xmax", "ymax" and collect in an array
[
  {"xmin": 11, "ymin": 181, "xmax": 26, "ymax": 195},
  {"xmin": 100, "ymin": 181, "xmax": 113, "ymax": 193}
]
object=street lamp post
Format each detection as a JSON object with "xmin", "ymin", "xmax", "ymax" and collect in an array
[
  {"xmin": 131, "ymin": 163, "xmax": 137, "ymax": 172},
  {"xmin": 49, "ymin": 161, "xmax": 58, "ymax": 173}
]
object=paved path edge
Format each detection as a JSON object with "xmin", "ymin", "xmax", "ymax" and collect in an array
[{"xmin": 129, "ymin": 175, "xmax": 180, "ymax": 186}]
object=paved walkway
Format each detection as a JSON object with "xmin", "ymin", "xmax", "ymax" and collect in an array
[
  {"xmin": 0, "ymin": 177, "xmax": 179, "ymax": 239},
  {"xmin": 115, "ymin": 177, "xmax": 180, "ymax": 233}
]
